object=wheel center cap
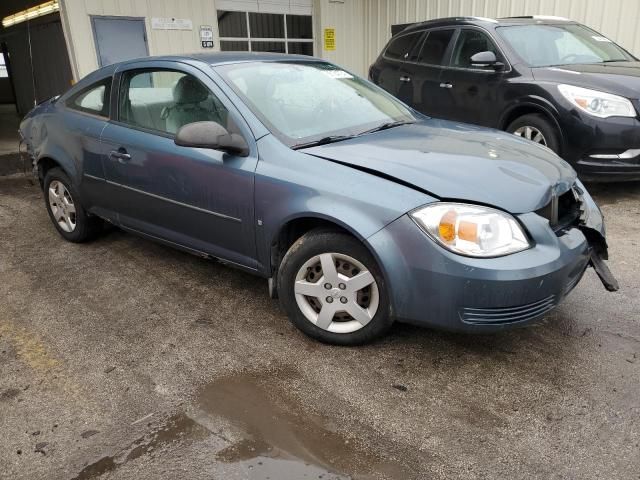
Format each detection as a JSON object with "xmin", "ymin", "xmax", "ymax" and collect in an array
[{"xmin": 330, "ymin": 288, "xmax": 342, "ymax": 299}]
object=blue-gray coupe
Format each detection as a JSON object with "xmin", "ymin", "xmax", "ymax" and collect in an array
[{"xmin": 20, "ymin": 53, "xmax": 617, "ymax": 345}]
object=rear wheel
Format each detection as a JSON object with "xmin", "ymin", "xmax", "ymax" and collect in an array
[
  {"xmin": 278, "ymin": 230, "xmax": 392, "ymax": 345},
  {"xmin": 44, "ymin": 167, "xmax": 103, "ymax": 242},
  {"xmin": 507, "ymin": 113, "xmax": 560, "ymax": 154}
]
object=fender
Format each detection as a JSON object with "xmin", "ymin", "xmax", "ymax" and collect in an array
[{"xmin": 499, "ymin": 96, "xmax": 565, "ymax": 147}]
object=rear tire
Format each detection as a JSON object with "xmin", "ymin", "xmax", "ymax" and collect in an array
[
  {"xmin": 278, "ymin": 229, "xmax": 392, "ymax": 345},
  {"xmin": 507, "ymin": 113, "xmax": 560, "ymax": 154},
  {"xmin": 43, "ymin": 167, "xmax": 103, "ymax": 243}
]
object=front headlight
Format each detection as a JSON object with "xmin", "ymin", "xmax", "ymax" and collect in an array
[
  {"xmin": 410, "ymin": 203, "xmax": 531, "ymax": 257},
  {"xmin": 558, "ymin": 84, "xmax": 636, "ymax": 118}
]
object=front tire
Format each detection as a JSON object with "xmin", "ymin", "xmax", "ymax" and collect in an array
[
  {"xmin": 507, "ymin": 113, "xmax": 560, "ymax": 154},
  {"xmin": 278, "ymin": 229, "xmax": 392, "ymax": 345},
  {"xmin": 43, "ymin": 167, "xmax": 103, "ymax": 243}
]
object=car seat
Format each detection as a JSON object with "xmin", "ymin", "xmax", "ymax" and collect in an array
[{"xmin": 162, "ymin": 75, "xmax": 218, "ymax": 134}]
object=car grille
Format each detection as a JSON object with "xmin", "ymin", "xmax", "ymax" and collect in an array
[
  {"xmin": 536, "ymin": 185, "xmax": 582, "ymax": 234},
  {"xmin": 459, "ymin": 294, "xmax": 557, "ymax": 326}
]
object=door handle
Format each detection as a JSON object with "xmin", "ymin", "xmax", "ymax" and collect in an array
[
  {"xmin": 439, "ymin": 82, "xmax": 453, "ymax": 89},
  {"xmin": 109, "ymin": 148, "xmax": 131, "ymax": 163},
  {"xmin": 399, "ymin": 76, "xmax": 411, "ymax": 83}
]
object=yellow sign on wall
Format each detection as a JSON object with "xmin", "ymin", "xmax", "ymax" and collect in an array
[{"xmin": 324, "ymin": 28, "xmax": 336, "ymax": 51}]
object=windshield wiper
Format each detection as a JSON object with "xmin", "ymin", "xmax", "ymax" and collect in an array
[
  {"xmin": 291, "ymin": 135, "xmax": 355, "ymax": 150},
  {"xmin": 357, "ymin": 120, "xmax": 414, "ymax": 136}
]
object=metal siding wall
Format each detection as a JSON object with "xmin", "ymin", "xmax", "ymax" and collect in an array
[
  {"xmin": 62, "ymin": 0, "xmax": 220, "ymax": 79},
  {"xmin": 315, "ymin": 0, "xmax": 640, "ymax": 77}
]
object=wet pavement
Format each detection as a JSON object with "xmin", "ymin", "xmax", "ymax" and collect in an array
[{"xmin": 0, "ymin": 174, "xmax": 639, "ymax": 479}]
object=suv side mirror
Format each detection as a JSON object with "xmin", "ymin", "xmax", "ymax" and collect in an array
[
  {"xmin": 174, "ymin": 121, "xmax": 249, "ymax": 156},
  {"xmin": 470, "ymin": 51, "xmax": 504, "ymax": 70}
]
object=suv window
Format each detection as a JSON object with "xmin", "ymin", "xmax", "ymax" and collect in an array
[
  {"xmin": 416, "ymin": 29, "xmax": 455, "ymax": 65},
  {"xmin": 385, "ymin": 32, "xmax": 423, "ymax": 61},
  {"xmin": 452, "ymin": 29, "xmax": 500, "ymax": 68},
  {"xmin": 118, "ymin": 69, "xmax": 229, "ymax": 135},
  {"xmin": 67, "ymin": 78, "xmax": 111, "ymax": 117}
]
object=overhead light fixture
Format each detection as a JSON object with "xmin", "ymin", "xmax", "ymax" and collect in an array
[{"xmin": 2, "ymin": 1, "xmax": 60, "ymax": 28}]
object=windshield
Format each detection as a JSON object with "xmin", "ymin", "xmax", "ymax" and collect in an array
[
  {"xmin": 497, "ymin": 24, "xmax": 634, "ymax": 67},
  {"xmin": 216, "ymin": 61, "xmax": 415, "ymax": 147}
]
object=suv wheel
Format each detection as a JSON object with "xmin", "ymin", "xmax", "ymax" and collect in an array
[
  {"xmin": 278, "ymin": 229, "xmax": 392, "ymax": 345},
  {"xmin": 507, "ymin": 113, "xmax": 560, "ymax": 154},
  {"xmin": 44, "ymin": 167, "xmax": 103, "ymax": 242}
]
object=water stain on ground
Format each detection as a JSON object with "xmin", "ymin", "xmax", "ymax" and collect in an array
[
  {"xmin": 196, "ymin": 372, "xmax": 412, "ymax": 480},
  {"xmin": 70, "ymin": 412, "xmax": 209, "ymax": 480}
]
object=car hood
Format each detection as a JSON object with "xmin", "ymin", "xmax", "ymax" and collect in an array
[
  {"xmin": 300, "ymin": 119, "xmax": 576, "ymax": 214},
  {"xmin": 532, "ymin": 61, "xmax": 640, "ymax": 98}
]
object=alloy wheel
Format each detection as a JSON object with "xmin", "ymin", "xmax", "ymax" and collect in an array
[
  {"xmin": 294, "ymin": 252, "xmax": 380, "ymax": 334},
  {"xmin": 513, "ymin": 125, "xmax": 547, "ymax": 146},
  {"xmin": 48, "ymin": 180, "xmax": 77, "ymax": 233}
]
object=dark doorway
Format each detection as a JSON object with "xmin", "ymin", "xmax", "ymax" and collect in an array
[{"xmin": 2, "ymin": 13, "xmax": 73, "ymax": 115}]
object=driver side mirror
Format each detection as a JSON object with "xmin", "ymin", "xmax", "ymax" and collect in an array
[
  {"xmin": 470, "ymin": 51, "xmax": 505, "ymax": 70},
  {"xmin": 174, "ymin": 121, "xmax": 249, "ymax": 157}
]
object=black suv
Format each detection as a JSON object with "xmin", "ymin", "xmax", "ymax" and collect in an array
[{"xmin": 369, "ymin": 16, "xmax": 640, "ymax": 181}]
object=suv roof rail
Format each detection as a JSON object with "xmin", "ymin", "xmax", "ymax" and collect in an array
[
  {"xmin": 501, "ymin": 15, "xmax": 570, "ymax": 21},
  {"xmin": 455, "ymin": 16, "xmax": 498, "ymax": 23}
]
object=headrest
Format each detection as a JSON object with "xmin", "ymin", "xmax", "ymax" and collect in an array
[{"xmin": 173, "ymin": 75, "xmax": 209, "ymax": 104}]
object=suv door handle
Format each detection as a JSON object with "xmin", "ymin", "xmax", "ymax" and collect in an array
[
  {"xmin": 439, "ymin": 82, "xmax": 453, "ymax": 89},
  {"xmin": 109, "ymin": 148, "xmax": 131, "ymax": 163},
  {"xmin": 399, "ymin": 76, "xmax": 411, "ymax": 83}
]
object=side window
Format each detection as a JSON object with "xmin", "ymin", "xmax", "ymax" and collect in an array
[
  {"xmin": 451, "ymin": 29, "xmax": 501, "ymax": 68},
  {"xmin": 416, "ymin": 29, "xmax": 455, "ymax": 65},
  {"xmin": 67, "ymin": 78, "xmax": 111, "ymax": 117},
  {"xmin": 118, "ymin": 69, "xmax": 229, "ymax": 135},
  {"xmin": 385, "ymin": 32, "xmax": 423, "ymax": 61}
]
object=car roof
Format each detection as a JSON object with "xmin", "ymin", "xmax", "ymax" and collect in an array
[
  {"xmin": 114, "ymin": 51, "xmax": 324, "ymax": 68},
  {"xmin": 400, "ymin": 15, "xmax": 576, "ymax": 34},
  {"xmin": 68, "ymin": 52, "xmax": 326, "ymax": 97}
]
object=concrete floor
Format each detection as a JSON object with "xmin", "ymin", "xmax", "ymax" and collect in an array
[{"xmin": 0, "ymin": 173, "xmax": 639, "ymax": 480}]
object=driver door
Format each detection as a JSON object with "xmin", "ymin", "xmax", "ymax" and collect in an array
[
  {"xmin": 438, "ymin": 28, "xmax": 508, "ymax": 127},
  {"xmin": 100, "ymin": 61, "xmax": 259, "ymax": 269}
]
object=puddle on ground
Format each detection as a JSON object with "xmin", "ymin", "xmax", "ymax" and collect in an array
[
  {"xmin": 71, "ymin": 412, "xmax": 209, "ymax": 480},
  {"xmin": 196, "ymin": 373, "xmax": 410, "ymax": 480}
]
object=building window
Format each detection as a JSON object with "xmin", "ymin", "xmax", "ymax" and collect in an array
[{"xmin": 217, "ymin": 11, "xmax": 313, "ymax": 55}]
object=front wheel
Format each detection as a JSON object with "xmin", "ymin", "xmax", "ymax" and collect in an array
[
  {"xmin": 507, "ymin": 113, "xmax": 561, "ymax": 154},
  {"xmin": 278, "ymin": 230, "xmax": 392, "ymax": 345}
]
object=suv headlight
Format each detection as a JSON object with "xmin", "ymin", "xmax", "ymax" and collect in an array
[
  {"xmin": 558, "ymin": 84, "xmax": 636, "ymax": 118},
  {"xmin": 411, "ymin": 203, "xmax": 531, "ymax": 257}
]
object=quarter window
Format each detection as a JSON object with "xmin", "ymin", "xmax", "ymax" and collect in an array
[
  {"xmin": 385, "ymin": 32, "xmax": 423, "ymax": 61},
  {"xmin": 67, "ymin": 78, "xmax": 111, "ymax": 117},
  {"xmin": 416, "ymin": 29, "xmax": 455, "ymax": 65},
  {"xmin": 452, "ymin": 29, "xmax": 500, "ymax": 68},
  {"xmin": 217, "ymin": 11, "xmax": 314, "ymax": 55},
  {"xmin": 118, "ymin": 69, "xmax": 229, "ymax": 135}
]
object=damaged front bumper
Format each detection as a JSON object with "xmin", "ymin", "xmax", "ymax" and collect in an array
[
  {"xmin": 367, "ymin": 180, "xmax": 618, "ymax": 332},
  {"xmin": 573, "ymin": 180, "xmax": 619, "ymax": 292}
]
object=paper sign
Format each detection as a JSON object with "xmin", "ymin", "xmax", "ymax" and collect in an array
[
  {"xmin": 151, "ymin": 17, "xmax": 193, "ymax": 30},
  {"xmin": 324, "ymin": 28, "xmax": 336, "ymax": 51},
  {"xmin": 200, "ymin": 25, "xmax": 214, "ymax": 48}
]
